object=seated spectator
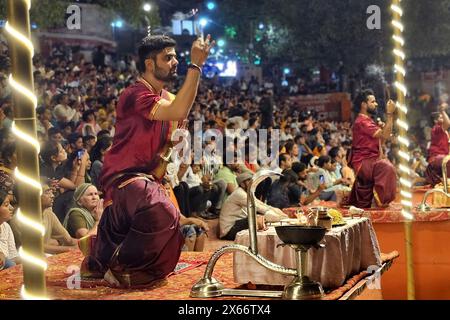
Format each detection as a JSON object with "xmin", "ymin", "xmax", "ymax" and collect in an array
[
  {"xmin": 67, "ymin": 132, "xmax": 83, "ymax": 155},
  {"xmin": 280, "ymin": 126, "xmax": 294, "ymax": 142},
  {"xmin": 284, "ymin": 140, "xmax": 300, "ymax": 163},
  {"xmin": 97, "ymin": 129, "xmax": 111, "ymax": 140},
  {"xmin": 65, "ymin": 149, "xmax": 92, "ymax": 185},
  {"xmin": 311, "ymin": 156, "xmax": 350, "ymax": 201},
  {"xmin": 41, "ymin": 185, "xmax": 78, "ymax": 254},
  {"xmin": 329, "ymin": 146, "xmax": 355, "ymax": 186},
  {"xmin": 182, "ymin": 163, "xmax": 226, "ymax": 219},
  {"xmin": 52, "ymin": 149, "xmax": 92, "ymax": 222},
  {"xmin": 268, "ymin": 168, "xmax": 325, "ymax": 208},
  {"xmin": 0, "ymin": 142, "xmax": 17, "ymax": 199},
  {"xmin": 273, "ymin": 153, "xmax": 292, "ymax": 175},
  {"xmin": 39, "ymin": 141, "xmax": 76, "ymax": 191},
  {"xmin": 329, "ymin": 159, "xmax": 352, "ymax": 191},
  {"xmin": 215, "ymin": 161, "xmax": 240, "ymax": 202},
  {"xmin": 36, "ymin": 106, "xmax": 53, "ymax": 137},
  {"xmin": 411, "ymin": 148, "xmax": 428, "ymax": 180},
  {"xmin": 63, "ymin": 183, "xmax": 103, "ymax": 239},
  {"xmin": 180, "ymin": 217, "xmax": 209, "ymax": 252},
  {"xmin": 61, "ymin": 122, "xmax": 73, "ymax": 140},
  {"xmin": 220, "ymin": 172, "xmax": 288, "ymax": 240},
  {"xmin": 0, "ymin": 142, "xmax": 23, "ymax": 248},
  {"xmin": 0, "ymin": 190, "xmax": 19, "ymax": 270},
  {"xmin": 83, "ymin": 135, "xmax": 97, "ymax": 154},
  {"xmin": 166, "ymin": 160, "xmax": 192, "ymax": 218},
  {"xmin": 53, "ymin": 93, "xmax": 76, "ymax": 128},
  {"xmin": 0, "ymin": 106, "xmax": 12, "ymax": 130},
  {"xmin": 48, "ymin": 127, "xmax": 64, "ymax": 147},
  {"xmin": 89, "ymin": 137, "xmax": 112, "ymax": 188},
  {"xmin": 76, "ymin": 109, "xmax": 101, "ymax": 137},
  {"xmin": 268, "ymin": 170, "xmax": 299, "ymax": 209}
]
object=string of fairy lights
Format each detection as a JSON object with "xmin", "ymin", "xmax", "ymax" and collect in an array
[
  {"xmin": 391, "ymin": 0, "xmax": 413, "ymax": 221},
  {"xmin": 5, "ymin": 0, "xmax": 48, "ymax": 300}
]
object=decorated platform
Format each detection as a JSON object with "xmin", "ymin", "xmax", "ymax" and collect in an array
[
  {"xmin": 0, "ymin": 249, "xmax": 399, "ymax": 300},
  {"xmin": 282, "ymin": 192, "xmax": 450, "ymax": 300}
]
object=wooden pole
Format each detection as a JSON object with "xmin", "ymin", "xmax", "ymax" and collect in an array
[
  {"xmin": 6, "ymin": 0, "xmax": 47, "ymax": 299},
  {"xmin": 390, "ymin": 0, "xmax": 415, "ymax": 300},
  {"xmin": 404, "ymin": 221, "xmax": 415, "ymax": 299}
]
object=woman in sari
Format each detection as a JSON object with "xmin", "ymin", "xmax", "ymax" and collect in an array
[{"xmin": 63, "ymin": 183, "xmax": 103, "ymax": 239}]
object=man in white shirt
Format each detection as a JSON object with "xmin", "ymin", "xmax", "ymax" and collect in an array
[
  {"xmin": 219, "ymin": 172, "xmax": 288, "ymax": 240},
  {"xmin": 53, "ymin": 93, "xmax": 77, "ymax": 125},
  {"xmin": 181, "ymin": 161, "xmax": 227, "ymax": 219}
]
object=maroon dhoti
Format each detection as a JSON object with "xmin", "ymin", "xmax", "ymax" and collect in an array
[
  {"xmin": 425, "ymin": 155, "xmax": 450, "ymax": 187},
  {"xmin": 81, "ymin": 178, "xmax": 184, "ymax": 287},
  {"xmin": 349, "ymin": 158, "xmax": 397, "ymax": 208}
]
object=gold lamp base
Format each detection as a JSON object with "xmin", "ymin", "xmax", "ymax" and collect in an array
[
  {"xmin": 190, "ymin": 277, "xmax": 225, "ymax": 298},
  {"xmin": 282, "ymin": 276, "xmax": 324, "ymax": 300}
]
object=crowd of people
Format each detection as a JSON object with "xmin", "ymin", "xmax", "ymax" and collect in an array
[{"xmin": 0, "ymin": 34, "xmax": 448, "ymax": 278}]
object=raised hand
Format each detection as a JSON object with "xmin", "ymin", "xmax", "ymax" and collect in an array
[
  {"xmin": 93, "ymin": 199, "xmax": 104, "ymax": 222},
  {"xmin": 191, "ymin": 33, "xmax": 215, "ymax": 67},
  {"xmin": 386, "ymin": 99, "xmax": 396, "ymax": 114}
]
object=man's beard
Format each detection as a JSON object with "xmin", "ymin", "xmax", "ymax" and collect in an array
[
  {"xmin": 154, "ymin": 65, "xmax": 178, "ymax": 82},
  {"xmin": 367, "ymin": 107, "xmax": 377, "ymax": 116}
]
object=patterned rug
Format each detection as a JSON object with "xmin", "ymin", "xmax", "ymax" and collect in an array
[{"xmin": 0, "ymin": 250, "xmax": 399, "ymax": 300}]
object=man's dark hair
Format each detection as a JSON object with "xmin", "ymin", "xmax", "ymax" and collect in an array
[
  {"xmin": 248, "ymin": 117, "xmax": 258, "ymax": 128},
  {"xmin": 292, "ymin": 162, "xmax": 307, "ymax": 174},
  {"xmin": 0, "ymin": 142, "xmax": 16, "ymax": 166},
  {"xmin": 328, "ymin": 146, "xmax": 340, "ymax": 160},
  {"xmin": 36, "ymin": 106, "xmax": 47, "ymax": 116},
  {"xmin": 279, "ymin": 153, "xmax": 290, "ymax": 165},
  {"xmin": 82, "ymin": 109, "xmax": 95, "ymax": 122},
  {"xmin": 280, "ymin": 169, "xmax": 298, "ymax": 184},
  {"xmin": 284, "ymin": 140, "xmax": 295, "ymax": 154},
  {"xmin": 294, "ymin": 134, "xmax": 304, "ymax": 144},
  {"xmin": 137, "ymin": 35, "xmax": 177, "ymax": 73},
  {"xmin": 82, "ymin": 135, "xmax": 96, "ymax": 144},
  {"xmin": 97, "ymin": 129, "xmax": 111, "ymax": 139},
  {"xmin": 40, "ymin": 142, "xmax": 59, "ymax": 164},
  {"xmin": 353, "ymin": 89, "xmax": 375, "ymax": 114},
  {"xmin": 68, "ymin": 132, "xmax": 82, "ymax": 145},
  {"xmin": 317, "ymin": 155, "xmax": 331, "ymax": 168},
  {"xmin": 61, "ymin": 122, "xmax": 73, "ymax": 130},
  {"xmin": 55, "ymin": 93, "xmax": 67, "ymax": 104},
  {"xmin": 48, "ymin": 127, "xmax": 61, "ymax": 139}
]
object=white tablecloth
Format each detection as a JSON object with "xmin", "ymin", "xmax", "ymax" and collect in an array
[{"xmin": 233, "ymin": 218, "xmax": 382, "ymax": 289}]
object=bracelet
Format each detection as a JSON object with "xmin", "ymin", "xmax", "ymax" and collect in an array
[
  {"xmin": 188, "ymin": 63, "xmax": 203, "ymax": 74},
  {"xmin": 386, "ymin": 112, "xmax": 394, "ymax": 116}
]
